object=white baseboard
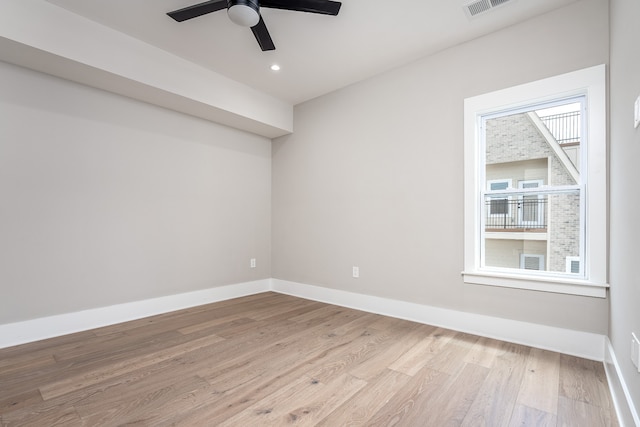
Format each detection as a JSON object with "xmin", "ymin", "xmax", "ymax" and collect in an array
[
  {"xmin": 0, "ymin": 279, "xmax": 270, "ymax": 349},
  {"xmin": 0, "ymin": 278, "xmax": 607, "ymax": 363},
  {"xmin": 271, "ymin": 279, "xmax": 606, "ymax": 361},
  {"xmin": 604, "ymin": 337, "xmax": 640, "ymax": 427}
]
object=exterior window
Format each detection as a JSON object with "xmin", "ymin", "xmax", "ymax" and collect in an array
[
  {"xmin": 487, "ymin": 180, "xmax": 511, "ymax": 218},
  {"xmin": 464, "ymin": 65, "xmax": 607, "ymax": 297},
  {"xmin": 518, "ymin": 180, "xmax": 544, "ymax": 227}
]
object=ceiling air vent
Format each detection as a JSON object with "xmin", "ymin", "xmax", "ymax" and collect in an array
[{"xmin": 464, "ymin": 0, "xmax": 515, "ymax": 18}]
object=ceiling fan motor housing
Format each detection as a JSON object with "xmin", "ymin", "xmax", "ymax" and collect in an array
[{"xmin": 227, "ymin": 0, "xmax": 260, "ymax": 27}]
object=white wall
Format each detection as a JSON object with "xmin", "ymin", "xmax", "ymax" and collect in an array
[
  {"xmin": 272, "ymin": 0, "xmax": 609, "ymax": 334},
  {"xmin": 609, "ymin": 0, "xmax": 640, "ymax": 420},
  {"xmin": 0, "ymin": 61, "xmax": 272, "ymax": 324}
]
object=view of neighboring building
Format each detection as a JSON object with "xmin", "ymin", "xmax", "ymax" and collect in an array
[{"xmin": 483, "ymin": 102, "xmax": 582, "ymax": 275}]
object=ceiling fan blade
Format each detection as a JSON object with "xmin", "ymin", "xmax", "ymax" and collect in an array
[
  {"xmin": 251, "ymin": 16, "xmax": 276, "ymax": 51},
  {"xmin": 167, "ymin": 0, "xmax": 227, "ymax": 22},
  {"xmin": 260, "ymin": 0, "xmax": 341, "ymax": 15}
]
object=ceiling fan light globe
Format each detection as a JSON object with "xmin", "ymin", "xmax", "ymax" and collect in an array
[{"xmin": 228, "ymin": 2, "xmax": 260, "ymax": 27}]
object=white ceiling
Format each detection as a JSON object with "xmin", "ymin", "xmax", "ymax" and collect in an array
[{"xmin": 47, "ymin": 0, "xmax": 577, "ymax": 105}]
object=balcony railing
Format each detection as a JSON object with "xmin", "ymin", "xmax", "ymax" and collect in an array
[
  {"xmin": 538, "ymin": 111, "xmax": 580, "ymax": 145},
  {"xmin": 485, "ymin": 196, "xmax": 547, "ymax": 230}
]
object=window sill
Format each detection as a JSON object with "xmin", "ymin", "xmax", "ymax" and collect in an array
[{"xmin": 462, "ymin": 271, "xmax": 608, "ymax": 298}]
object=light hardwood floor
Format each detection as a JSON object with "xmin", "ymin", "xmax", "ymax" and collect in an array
[{"xmin": 0, "ymin": 292, "xmax": 617, "ymax": 426}]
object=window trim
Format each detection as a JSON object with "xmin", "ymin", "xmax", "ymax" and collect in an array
[{"xmin": 463, "ymin": 65, "xmax": 608, "ymax": 298}]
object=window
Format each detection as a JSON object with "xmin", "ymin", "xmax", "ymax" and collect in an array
[
  {"xmin": 518, "ymin": 180, "xmax": 544, "ymax": 227},
  {"xmin": 487, "ymin": 180, "xmax": 511, "ymax": 218},
  {"xmin": 463, "ymin": 65, "xmax": 607, "ymax": 297}
]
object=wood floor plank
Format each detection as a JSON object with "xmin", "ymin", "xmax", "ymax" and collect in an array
[
  {"xmin": 288, "ymin": 303, "xmax": 353, "ymax": 325},
  {"xmin": 0, "ymin": 403, "xmax": 83, "ymax": 427},
  {"xmin": 0, "ymin": 389, "xmax": 44, "ymax": 414},
  {"xmin": 422, "ymin": 331, "xmax": 480, "ymax": 376},
  {"xmin": 464, "ymin": 336, "xmax": 507, "ymax": 369},
  {"xmin": 176, "ymin": 313, "xmax": 253, "ymax": 335},
  {"xmin": 248, "ymin": 298, "xmax": 325, "ymax": 322},
  {"xmin": 89, "ymin": 292, "xmax": 282, "ymax": 338},
  {"xmin": 365, "ymin": 366, "xmax": 451, "ymax": 425},
  {"xmin": 316, "ymin": 368, "xmax": 412, "ymax": 426},
  {"xmin": 74, "ymin": 375, "xmax": 210, "ymax": 425},
  {"xmin": 516, "ymin": 347, "xmax": 560, "ymax": 415},
  {"xmin": 0, "ymin": 353, "xmax": 57, "ymax": 378},
  {"xmin": 557, "ymin": 395, "xmax": 615, "ymax": 427},
  {"xmin": 154, "ymin": 353, "xmax": 311, "ymax": 425},
  {"xmin": 300, "ymin": 315, "xmax": 401, "ymax": 384},
  {"xmin": 460, "ymin": 342, "xmax": 529, "ymax": 427},
  {"xmin": 559, "ymin": 354, "xmax": 614, "ymax": 412},
  {"xmin": 416, "ymin": 363, "xmax": 490, "ymax": 426},
  {"xmin": 48, "ymin": 332, "xmax": 132, "ymax": 363},
  {"xmin": 39, "ymin": 333, "xmax": 225, "ymax": 400},
  {"xmin": 200, "ymin": 312, "xmax": 379, "ymax": 392},
  {"xmin": 242, "ymin": 297, "xmax": 319, "ymax": 321},
  {"xmin": 0, "ymin": 329, "xmax": 96, "ymax": 358},
  {"xmin": 218, "ymin": 373, "xmax": 367, "ymax": 426},
  {"xmin": 202, "ymin": 317, "xmax": 263, "ymax": 339},
  {"xmin": 388, "ymin": 326, "xmax": 451, "ymax": 376},
  {"xmin": 508, "ymin": 404, "xmax": 557, "ymax": 427},
  {"xmin": 348, "ymin": 322, "xmax": 431, "ymax": 381},
  {"xmin": 0, "ymin": 293, "xmax": 619, "ymax": 426}
]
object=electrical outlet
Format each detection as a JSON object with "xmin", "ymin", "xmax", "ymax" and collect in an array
[
  {"xmin": 632, "ymin": 333, "xmax": 640, "ymax": 372},
  {"xmin": 250, "ymin": 258, "xmax": 256, "ymax": 268},
  {"xmin": 352, "ymin": 266, "xmax": 359, "ymax": 278}
]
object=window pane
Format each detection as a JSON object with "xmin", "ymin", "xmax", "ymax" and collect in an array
[
  {"xmin": 490, "ymin": 181, "xmax": 509, "ymax": 190},
  {"xmin": 489, "ymin": 198, "xmax": 509, "ymax": 216},
  {"xmin": 483, "ymin": 191, "xmax": 581, "ymax": 274},
  {"xmin": 520, "ymin": 195, "xmax": 542, "ymax": 223},
  {"xmin": 485, "ymin": 103, "xmax": 581, "ymax": 188},
  {"xmin": 481, "ymin": 99, "xmax": 583, "ymax": 277}
]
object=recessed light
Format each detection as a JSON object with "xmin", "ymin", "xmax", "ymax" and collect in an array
[{"xmin": 270, "ymin": 64, "xmax": 281, "ymax": 71}]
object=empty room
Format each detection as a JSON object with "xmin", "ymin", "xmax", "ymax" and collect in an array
[{"xmin": 0, "ymin": 0, "xmax": 638, "ymax": 425}]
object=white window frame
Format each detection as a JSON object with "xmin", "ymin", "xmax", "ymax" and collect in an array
[{"xmin": 463, "ymin": 65, "xmax": 608, "ymax": 298}]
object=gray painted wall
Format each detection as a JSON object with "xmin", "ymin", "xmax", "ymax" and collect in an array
[
  {"xmin": 272, "ymin": 0, "xmax": 609, "ymax": 334},
  {"xmin": 0, "ymin": 61, "xmax": 272, "ymax": 323},
  {"xmin": 610, "ymin": 0, "xmax": 640, "ymax": 418}
]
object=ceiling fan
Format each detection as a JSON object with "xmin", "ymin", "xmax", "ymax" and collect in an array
[{"xmin": 167, "ymin": 0, "xmax": 342, "ymax": 51}]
